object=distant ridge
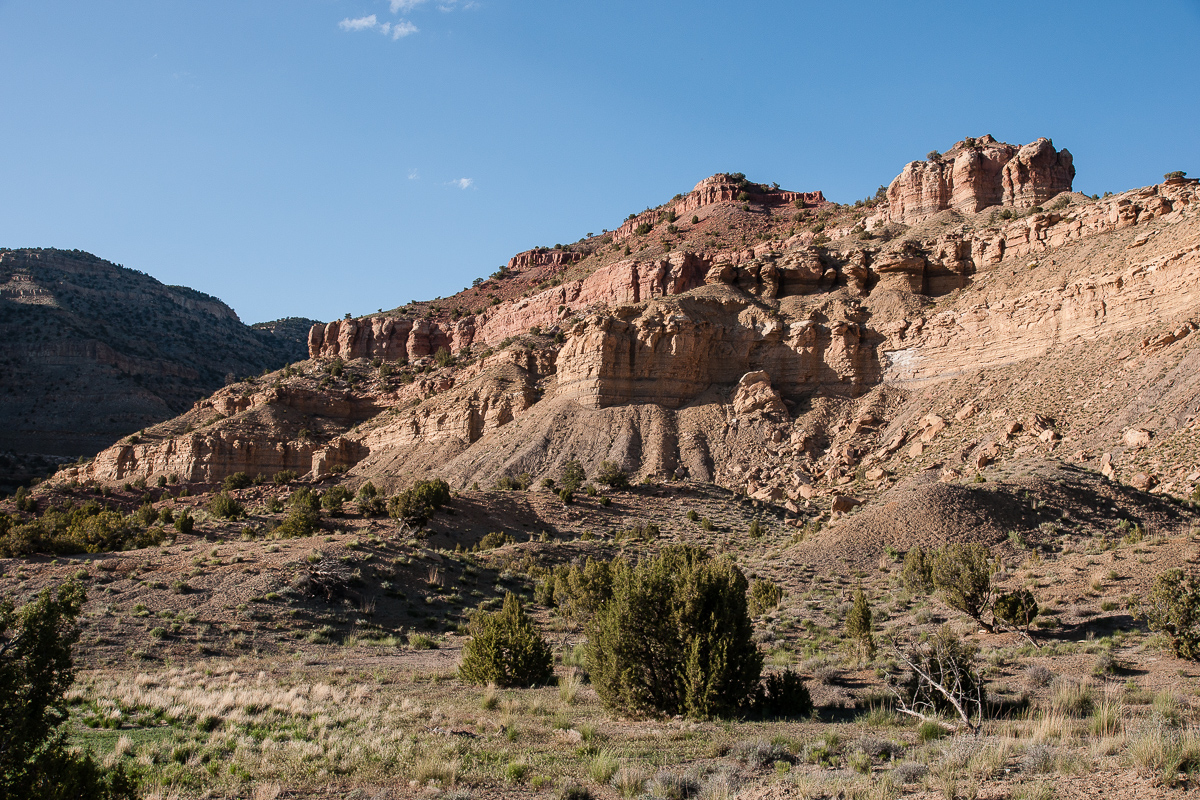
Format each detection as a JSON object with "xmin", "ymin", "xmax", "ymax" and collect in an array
[{"xmin": 0, "ymin": 247, "xmax": 316, "ymax": 488}]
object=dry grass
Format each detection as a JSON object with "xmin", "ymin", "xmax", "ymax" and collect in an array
[
  {"xmin": 559, "ymin": 670, "xmax": 583, "ymax": 704},
  {"xmin": 1127, "ymin": 723, "xmax": 1200, "ymax": 785}
]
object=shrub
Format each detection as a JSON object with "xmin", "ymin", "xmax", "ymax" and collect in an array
[
  {"xmin": 560, "ymin": 460, "xmax": 586, "ymax": 494},
  {"xmin": 748, "ymin": 579, "xmax": 783, "ymax": 617},
  {"xmin": 558, "ymin": 488, "xmax": 574, "ymax": 504},
  {"xmin": 754, "ymin": 669, "xmax": 813, "ymax": 718},
  {"xmin": 356, "ymin": 481, "xmax": 385, "ymax": 516},
  {"xmin": 495, "ymin": 473, "xmax": 532, "ymax": 491},
  {"xmin": 134, "ymin": 503, "xmax": 158, "ymax": 526},
  {"xmin": 586, "ymin": 545, "xmax": 762, "ymax": 718},
  {"xmin": 206, "ymin": 492, "xmax": 243, "ymax": 520},
  {"xmin": 634, "ymin": 222, "xmax": 652, "ymax": 236},
  {"xmin": 273, "ymin": 470, "xmax": 298, "ymax": 485},
  {"xmin": 926, "ymin": 150, "xmax": 941, "ymax": 162},
  {"xmin": 1165, "ymin": 170, "xmax": 1187, "ymax": 180},
  {"xmin": 174, "ymin": 509, "xmax": 194, "ymax": 534},
  {"xmin": 1137, "ymin": 569, "xmax": 1200, "ymax": 660},
  {"xmin": 846, "ymin": 587, "xmax": 876, "ymax": 662},
  {"xmin": 553, "ymin": 557, "xmax": 616, "ymax": 618},
  {"xmin": 0, "ymin": 505, "xmax": 163, "ymax": 557},
  {"xmin": 458, "ymin": 593, "xmax": 554, "ymax": 687},
  {"xmin": 691, "ymin": 215, "xmax": 699, "ymax": 224},
  {"xmin": 434, "ymin": 346, "xmax": 454, "ymax": 367},
  {"xmin": 1025, "ymin": 664, "xmax": 1054, "ymax": 688},
  {"xmin": 274, "ymin": 506, "xmax": 320, "ymax": 539},
  {"xmin": 13, "ymin": 487, "xmax": 36, "ymax": 514},
  {"xmin": 931, "ymin": 543, "xmax": 994, "ymax": 630},
  {"xmin": 902, "ymin": 547, "xmax": 933, "ymax": 594},
  {"xmin": 0, "ymin": 581, "xmax": 139, "ymax": 799},
  {"xmin": 477, "ymin": 531, "xmax": 511, "ymax": 550},
  {"xmin": 595, "ymin": 461, "xmax": 630, "ymax": 490},
  {"xmin": 321, "ymin": 486, "xmax": 353, "ymax": 515},
  {"xmin": 892, "ymin": 762, "xmax": 928, "ymax": 783},
  {"xmin": 222, "ymin": 472, "xmax": 252, "ymax": 491},
  {"xmin": 560, "ymin": 784, "xmax": 592, "ymax": 800},
  {"xmin": 994, "ymin": 588, "xmax": 1040, "ymax": 632},
  {"xmin": 749, "ymin": 518, "xmax": 764, "ymax": 539},
  {"xmin": 388, "ymin": 479, "xmax": 451, "ymax": 525}
]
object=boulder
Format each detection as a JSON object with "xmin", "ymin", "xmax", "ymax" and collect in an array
[
  {"xmin": 1123, "ymin": 428, "xmax": 1152, "ymax": 448},
  {"xmin": 831, "ymin": 495, "xmax": 862, "ymax": 513},
  {"xmin": 1129, "ymin": 472, "xmax": 1157, "ymax": 492},
  {"xmin": 919, "ymin": 414, "xmax": 947, "ymax": 442},
  {"xmin": 1101, "ymin": 452, "xmax": 1116, "ymax": 480},
  {"xmin": 955, "ymin": 402, "xmax": 980, "ymax": 421},
  {"xmin": 732, "ymin": 371, "xmax": 789, "ymax": 418},
  {"xmin": 750, "ymin": 484, "xmax": 784, "ymax": 503}
]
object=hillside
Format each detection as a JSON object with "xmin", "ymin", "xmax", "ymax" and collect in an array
[
  {"xmin": 65, "ymin": 137, "xmax": 1200, "ymax": 512},
  {"xmin": 0, "ymin": 248, "xmax": 315, "ymax": 489},
  {"xmin": 5, "ymin": 137, "xmax": 1200, "ymax": 799}
]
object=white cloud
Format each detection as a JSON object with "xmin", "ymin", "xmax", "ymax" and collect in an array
[
  {"xmin": 390, "ymin": 0, "xmax": 427, "ymax": 11},
  {"xmin": 391, "ymin": 20, "xmax": 419, "ymax": 38},
  {"xmin": 408, "ymin": 169, "xmax": 420, "ymax": 180},
  {"xmin": 338, "ymin": 14, "xmax": 378, "ymax": 31},
  {"xmin": 450, "ymin": 178, "xmax": 474, "ymax": 190},
  {"xmin": 339, "ymin": 13, "xmax": 417, "ymax": 39}
]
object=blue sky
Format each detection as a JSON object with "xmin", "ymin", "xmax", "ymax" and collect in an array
[{"xmin": 1, "ymin": 1, "xmax": 1197, "ymax": 324}]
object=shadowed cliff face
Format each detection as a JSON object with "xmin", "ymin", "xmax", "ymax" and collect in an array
[{"xmin": 0, "ymin": 248, "xmax": 315, "ymax": 481}]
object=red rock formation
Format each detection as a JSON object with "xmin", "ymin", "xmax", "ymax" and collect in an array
[
  {"xmin": 65, "ymin": 174, "xmax": 1200, "ymax": 496},
  {"xmin": 673, "ymin": 174, "xmax": 825, "ymax": 215},
  {"xmin": 886, "ymin": 136, "xmax": 1073, "ymax": 224},
  {"xmin": 612, "ymin": 175, "xmax": 826, "ymax": 243},
  {"xmin": 1001, "ymin": 138, "xmax": 1075, "ymax": 208},
  {"xmin": 507, "ymin": 248, "xmax": 583, "ymax": 272}
]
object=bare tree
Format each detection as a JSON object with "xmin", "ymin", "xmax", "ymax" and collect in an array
[{"xmin": 887, "ymin": 627, "xmax": 985, "ymax": 734}]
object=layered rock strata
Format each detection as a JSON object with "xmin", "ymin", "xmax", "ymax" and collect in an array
[
  {"xmin": 887, "ymin": 136, "xmax": 1074, "ymax": 224},
  {"xmin": 65, "ymin": 164, "xmax": 1200, "ymax": 505}
]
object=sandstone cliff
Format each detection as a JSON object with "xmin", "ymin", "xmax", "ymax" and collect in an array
[
  {"xmin": 63, "ymin": 152, "xmax": 1200, "ymax": 513},
  {"xmin": 886, "ymin": 136, "xmax": 1074, "ymax": 225}
]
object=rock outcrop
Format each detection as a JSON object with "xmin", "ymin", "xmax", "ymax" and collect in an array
[
  {"xmin": 887, "ymin": 136, "xmax": 1073, "ymax": 224},
  {"xmin": 554, "ymin": 299, "xmax": 879, "ymax": 409},
  {"xmin": 507, "ymin": 248, "xmax": 584, "ymax": 272},
  {"xmin": 612, "ymin": 174, "xmax": 826, "ymax": 243},
  {"xmin": 732, "ymin": 371, "xmax": 789, "ymax": 418},
  {"xmin": 881, "ymin": 181, "xmax": 1199, "ymax": 385},
  {"xmin": 1001, "ymin": 138, "xmax": 1076, "ymax": 209},
  {"xmin": 62, "ymin": 147, "xmax": 1200, "ymax": 515}
]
